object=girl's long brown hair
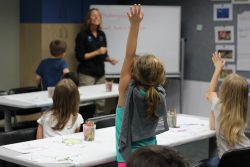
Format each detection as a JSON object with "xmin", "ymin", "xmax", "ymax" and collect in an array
[
  {"xmin": 51, "ymin": 79, "xmax": 80, "ymax": 130},
  {"xmin": 219, "ymin": 73, "xmax": 248, "ymax": 146},
  {"xmin": 132, "ymin": 55, "xmax": 166, "ymax": 119}
]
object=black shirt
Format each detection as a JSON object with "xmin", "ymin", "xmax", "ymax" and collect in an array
[{"xmin": 75, "ymin": 29, "xmax": 108, "ymax": 77}]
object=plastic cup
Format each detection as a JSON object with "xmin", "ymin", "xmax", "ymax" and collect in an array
[
  {"xmin": 83, "ymin": 124, "xmax": 96, "ymax": 141},
  {"xmin": 47, "ymin": 87, "xmax": 55, "ymax": 98},
  {"xmin": 105, "ymin": 80, "xmax": 113, "ymax": 92},
  {"xmin": 167, "ymin": 108, "xmax": 177, "ymax": 128}
]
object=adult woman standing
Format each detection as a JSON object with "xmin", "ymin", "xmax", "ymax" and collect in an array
[{"xmin": 75, "ymin": 8, "xmax": 117, "ymax": 115}]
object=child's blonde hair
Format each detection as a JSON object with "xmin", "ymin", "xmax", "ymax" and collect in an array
[
  {"xmin": 219, "ymin": 73, "xmax": 248, "ymax": 146},
  {"xmin": 51, "ymin": 79, "xmax": 80, "ymax": 130},
  {"xmin": 132, "ymin": 54, "xmax": 166, "ymax": 119}
]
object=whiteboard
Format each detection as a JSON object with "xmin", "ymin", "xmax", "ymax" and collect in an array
[{"xmin": 91, "ymin": 5, "xmax": 181, "ymax": 74}]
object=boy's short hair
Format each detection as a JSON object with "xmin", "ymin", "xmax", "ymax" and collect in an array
[{"xmin": 50, "ymin": 40, "xmax": 67, "ymax": 56}]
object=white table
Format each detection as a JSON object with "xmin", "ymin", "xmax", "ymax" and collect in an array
[
  {"xmin": 0, "ymin": 114, "xmax": 216, "ymax": 167},
  {"xmin": 0, "ymin": 84, "xmax": 119, "ymax": 132}
]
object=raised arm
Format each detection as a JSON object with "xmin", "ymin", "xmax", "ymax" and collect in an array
[
  {"xmin": 117, "ymin": 4, "xmax": 144, "ymax": 106},
  {"xmin": 206, "ymin": 52, "xmax": 225, "ymax": 102}
]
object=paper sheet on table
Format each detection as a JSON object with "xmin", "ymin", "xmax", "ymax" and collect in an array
[
  {"xmin": 5, "ymin": 92, "xmax": 52, "ymax": 106},
  {"xmin": 157, "ymin": 115, "xmax": 211, "ymax": 145},
  {"xmin": 3, "ymin": 135, "xmax": 86, "ymax": 154}
]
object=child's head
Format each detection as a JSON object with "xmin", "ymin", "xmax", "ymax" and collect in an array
[
  {"xmin": 62, "ymin": 72, "xmax": 79, "ymax": 87},
  {"xmin": 132, "ymin": 54, "xmax": 165, "ymax": 86},
  {"xmin": 127, "ymin": 145, "xmax": 189, "ymax": 167},
  {"xmin": 219, "ymin": 73, "xmax": 248, "ymax": 146},
  {"xmin": 132, "ymin": 54, "xmax": 166, "ymax": 119},
  {"xmin": 49, "ymin": 40, "xmax": 67, "ymax": 57},
  {"xmin": 51, "ymin": 79, "xmax": 80, "ymax": 130}
]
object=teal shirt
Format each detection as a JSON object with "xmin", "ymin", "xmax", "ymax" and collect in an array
[{"xmin": 115, "ymin": 88, "xmax": 157, "ymax": 162}]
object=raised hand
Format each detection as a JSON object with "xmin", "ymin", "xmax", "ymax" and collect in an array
[
  {"xmin": 127, "ymin": 4, "xmax": 144, "ymax": 25},
  {"xmin": 118, "ymin": 4, "xmax": 144, "ymax": 107},
  {"xmin": 212, "ymin": 52, "xmax": 226, "ymax": 74},
  {"xmin": 206, "ymin": 52, "xmax": 225, "ymax": 102}
]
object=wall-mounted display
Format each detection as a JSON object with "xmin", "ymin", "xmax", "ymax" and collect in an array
[
  {"xmin": 219, "ymin": 64, "xmax": 236, "ymax": 81},
  {"xmin": 213, "ymin": 4, "xmax": 233, "ymax": 21},
  {"xmin": 216, "ymin": 45, "xmax": 235, "ymax": 62},
  {"xmin": 215, "ymin": 26, "xmax": 234, "ymax": 43},
  {"xmin": 232, "ymin": 0, "xmax": 250, "ymax": 4}
]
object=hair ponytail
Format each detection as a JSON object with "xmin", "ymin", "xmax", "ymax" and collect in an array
[{"xmin": 146, "ymin": 86, "xmax": 160, "ymax": 120}]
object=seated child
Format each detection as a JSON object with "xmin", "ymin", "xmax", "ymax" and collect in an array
[
  {"xmin": 36, "ymin": 79, "xmax": 83, "ymax": 139},
  {"xmin": 61, "ymin": 72, "xmax": 94, "ymax": 122},
  {"xmin": 204, "ymin": 52, "xmax": 250, "ymax": 167}
]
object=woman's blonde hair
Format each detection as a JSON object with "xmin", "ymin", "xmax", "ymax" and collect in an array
[
  {"xmin": 219, "ymin": 73, "xmax": 248, "ymax": 146},
  {"xmin": 51, "ymin": 79, "xmax": 80, "ymax": 130},
  {"xmin": 132, "ymin": 54, "xmax": 166, "ymax": 119}
]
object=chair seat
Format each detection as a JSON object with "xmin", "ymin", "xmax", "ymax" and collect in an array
[
  {"xmin": 0, "ymin": 90, "xmax": 8, "ymax": 120},
  {"xmin": 194, "ymin": 147, "xmax": 250, "ymax": 167},
  {"xmin": 79, "ymin": 104, "xmax": 95, "ymax": 123}
]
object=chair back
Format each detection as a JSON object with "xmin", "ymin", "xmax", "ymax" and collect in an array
[
  {"xmin": 0, "ymin": 127, "xmax": 37, "ymax": 146},
  {"xmin": 8, "ymin": 86, "xmax": 40, "ymax": 95},
  {"xmin": 7, "ymin": 86, "xmax": 42, "ymax": 122},
  {"xmin": 0, "ymin": 90, "xmax": 8, "ymax": 96},
  {"xmin": 217, "ymin": 147, "xmax": 250, "ymax": 167},
  {"xmin": 87, "ymin": 114, "xmax": 115, "ymax": 129},
  {"xmin": 0, "ymin": 90, "xmax": 8, "ymax": 120}
]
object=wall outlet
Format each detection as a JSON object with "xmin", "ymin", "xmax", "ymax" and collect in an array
[{"xmin": 196, "ymin": 24, "xmax": 203, "ymax": 31}]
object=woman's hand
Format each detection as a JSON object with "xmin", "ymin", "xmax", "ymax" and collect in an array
[
  {"xmin": 110, "ymin": 58, "xmax": 118, "ymax": 65},
  {"xmin": 106, "ymin": 57, "xmax": 118, "ymax": 65},
  {"xmin": 97, "ymin": 47, "xmax": 107, "ymax": 55}
]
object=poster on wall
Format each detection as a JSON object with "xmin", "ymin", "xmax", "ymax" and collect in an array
[
  {"xmin": 215, "ymin": 26, "xmax": 234, "ymax": 43},
  {"xmin": 213, "ymin": 4, "xmax": 233, "ymax": 21},
  {"xmin": 232, "ymin": 0, "xmax": 250, "ymax": 4},
  {"xmin": 219, "ymin": 64, "xmax": 236, "ymax": 81},
  {"xmin": 237, "ymin": 12, "xmax": 250, "ymax": 71},
  {"xmin": 215, "ymin": 45, "xmax": 235, "ymax": 62}
]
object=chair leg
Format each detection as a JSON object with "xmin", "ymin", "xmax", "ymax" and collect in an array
[{"xmin": 13, "ymin": 111, "xmax": 17, "ymax": 128}]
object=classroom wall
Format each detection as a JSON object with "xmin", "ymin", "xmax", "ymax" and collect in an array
[
  {"xmin": 0, "ymin": 0, "xmax": 20, "ymax": 90},
  {"xmin": 120, "ymin": 0, "xmax": 250, "ymax": 117},
  {"xmin": 1, "ymin": 1, "xmax": 250, "ymax": 118},
  {"xmin": 19, "ymin": 0, "xmax": 118, "ymax": 87},
  {"xmin": 20, "ymin": 23, "xmax": 81, "ymax": 87},
  {"xmin": 120, "ymin": 0, "xmax": 250, "ymax": 81}
]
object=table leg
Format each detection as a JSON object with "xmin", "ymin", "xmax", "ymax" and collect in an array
[{"xmin": 4, "ymin": 109, "xmax": 12, "ymax": 132}]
